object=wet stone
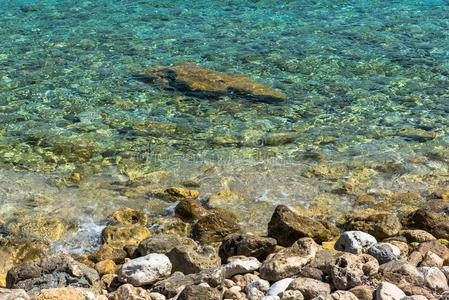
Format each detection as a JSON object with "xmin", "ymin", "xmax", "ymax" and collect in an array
[
  {"xmin": 89, "ymin": 244, "xmax": 127, "ymax": 264},
  {"xmin": 402, "ymin": 209, "xmax": 449, "ymax": 240},
  {"xmin": 192, "ymin": 212, "xmax": 241, "ymax": 244},
  {"xmin": 0, "ymin": 239, "xmax": 50, "ymax": 274},
  {"xmin": 174, "ymin": 199, "xmax": 209, "ymax": 223},
  {"xmin": 137, "ymin": 234, "xmax": 182, "ymax": 256},
  {"xmin": 111, "ymin": 207, "xmax": 148, "ymax": 226},
  {"xmin": 267, "ymin": 205, "xmax": 338, "ymax": 247},
  {"xmin": 341, "ymin": 211, "xmax": 401, "ymax": 240},
  {"xmin": 219, "ymin": 233, "xmax": 277, "ymax": 261},
  {"xmin": 101, "ymin": 225, "xmax": 151, "ymax": 248},
  {"xmin": 10, "ymin": 217, "xmax": 65, "ymax": 243}
]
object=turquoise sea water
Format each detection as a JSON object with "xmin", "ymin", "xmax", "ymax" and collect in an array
[{"xmin": 1, "ymin": 0, "xmax": 449, "ymax": 251}]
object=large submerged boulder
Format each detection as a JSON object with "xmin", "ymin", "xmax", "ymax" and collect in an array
[{"xmin": 144, "ymin": 62, "xmax": 287, "ymax": 102}]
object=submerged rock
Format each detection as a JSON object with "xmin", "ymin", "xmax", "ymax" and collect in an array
[
  {"xmin": 268, "ymin": 205, "xmax": 338, "ymax": 246},
  {"xmin": 145, "ymin": 62, "xmax": 286, "ymax": 102}
]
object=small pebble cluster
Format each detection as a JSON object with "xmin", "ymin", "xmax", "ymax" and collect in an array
[{"xmin": 2, "ymin": 189, "xmax": 449, "ymax": 300}]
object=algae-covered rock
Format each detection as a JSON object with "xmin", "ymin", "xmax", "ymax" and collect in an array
[
  {"xmin": 101, "ymin": 225, "xmax": 151, "ymax": 248},
  {"xmin": 0, "ymin": 239, "xmax": 50, "ymax": 274},
  {"xmin": 402, "ymin": 209, "xmax": 449, "ymax": 240},
  {"xmin": 89, "ymin": 244, "xmax": 127, "ymax": 264},
  {"xmin": 94, "ymin": 260, "xmax": 116, "ymax": 276},
  {"xmin": 165, "ymin": 187, "xmax": 200, "ymax": 199},
  {"xmin": 111, "ymin": 207, "xmax": 148, "ymax": 226},
  {"xmin": 10, "ymin": 217, "xmax": 65, "ymax": 243},
  {"xmin": 148, "ymin": 216, "xmax": 191, "ymax": 237},
  {"xmin": 175, "ymin": 199, "xmax": 209, "ymax": 223},
  {"xmin": 219, "ymin": 233, "xmax": 277, "ymax": 261},
  {"xmin": 340, "ymin": 210, "xmax": 401, "ymax": 240},
  {"xmin": 268, "ymin": 205, "xmax": 339, "ymax": 246},
  {"xmin": 145, "ymin": 62, "xmax": 286, "ymax": 102},
  {"xmin": 192, "ymin": 212, "xmax": 241, "ymax": 244}
]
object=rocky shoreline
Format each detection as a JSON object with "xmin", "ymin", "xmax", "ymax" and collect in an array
[{"xmin": 2, "ymin": 187, "xmax": 449, "ymax": 299}]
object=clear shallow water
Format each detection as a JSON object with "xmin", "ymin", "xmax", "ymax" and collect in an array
[{"xmin": 1, "ymin": 0, "xmax": 449, "ymax": 250}]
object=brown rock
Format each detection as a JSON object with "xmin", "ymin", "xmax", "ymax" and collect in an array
[
  {"xmin": 165, "ymin": 187, "xmax": 200, "ymax": 199},
  {"xmin": 178, "ymin": 284, "xmax": 221, "ymax": 300},
  {"xmin": 0, "ymin": 239, "xmax": 49, "ymax": 274},
  {"xmin": 402, "ymin": 209, "xmax": 449, "ymax": 240},
  {"xmin": 111, "ymin": 207, "xmax": 148, "ymax": 226},
  {"xmin": 288, "ymin": 277, "xmax": 331, "ymax": 299},
  {"xmin": 400, "ymin": 229, "xmax": 436, "ymax": 243},
  {"xmin": 0, "ymin": 288, "xmax": 30, "ymax": 300},
  {"xmin": 95, "ymin": 260, "xmax": 116, "ymax": 276},
  {"xmin": 0, "ymin": 274, "xmax": 5, "ymax": 288},
  {"xmin": 166, "ymin": 239, "xmax": 221, "ymax": 274},
  {"xmin": 148, "ymin": 216, "xmax": 191, "ymax": 237},
  {"xmin": 175, "ymin": 199, "xmax": 209, "ymax": 223},
  {"xmin": 11, "ymin": 217, "xmax": 65, "ymax": 243},
  {"xmin": 137, "ymin": 234, "xmax": 182, "ymax": 256},
  {"xmin": 146, "ymin": 62, "xmax": 286, "ymax": 102},
  {"xmin": 349, "ymin": 285, "xmax": 374, "ymax": 300},
  {"xmin": 219, "ymin": 233, "xmax": 277, "ymax": 261},
  {"xmin": 268, "ymin": 205, "xmax": 339, "ymax": 246},
  {"xmin": 341, "ymin": 211, "xmax": 401, "ymax": 240},
  {"xmin": 89, "ymin": 244, "xmax": 127, "ymax": 264},
  {"xmin": 101, "ymin": 225, "xmax": 150, "ymax": 248},
  {"xmin": 192, "ymin": 212, "xmax": 241, "ymax": 244},
  {"xmin": 232, "ymin": 273, "xmax": 260, "ymax": 289},
  {"xmin": 6, "ymin": 253, "xmax": 100, "ymax": 293}
]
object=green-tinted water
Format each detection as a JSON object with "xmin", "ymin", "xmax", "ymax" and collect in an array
[{"xmin": 1, "ymin": 0, "xmax": 449, "ymax": 251}]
